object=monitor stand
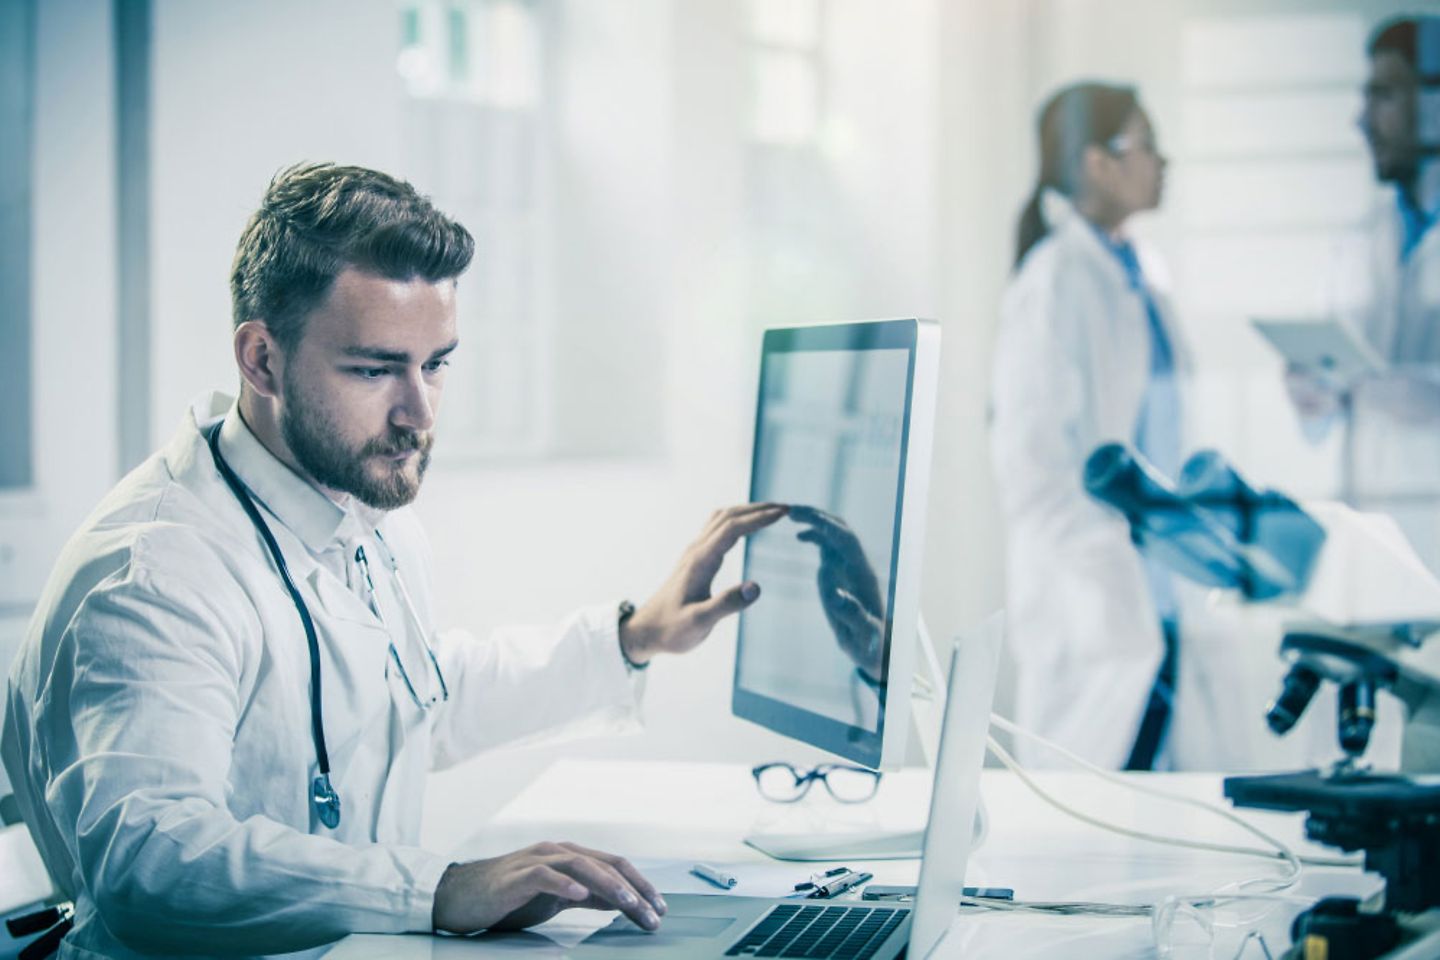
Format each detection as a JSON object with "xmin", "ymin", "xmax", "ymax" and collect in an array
[{"xmin": 743, "ymin": 615, "xmax": 986, "ymax": 861}]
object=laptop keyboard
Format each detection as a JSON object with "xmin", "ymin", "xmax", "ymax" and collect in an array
[{"xmin": 724, "ymin": 903, "xmax": 907, "ymax": 959}]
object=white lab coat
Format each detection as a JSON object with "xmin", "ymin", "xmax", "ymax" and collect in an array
[
  {"xmin": 1, "ymin": 392, "xmax": 645, "ymax": 960},
  {"xmin": 990, "ymin": 195, "xmax": 1191, "ymax": 769},
  {"xmin": 1332, "ymin": 192, "xmax": 1440, "ymax": 574}
]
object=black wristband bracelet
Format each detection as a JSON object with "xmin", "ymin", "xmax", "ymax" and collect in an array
[{"xmin": 617, "ymin": 600, "xmax": 649, "ymax": 671}]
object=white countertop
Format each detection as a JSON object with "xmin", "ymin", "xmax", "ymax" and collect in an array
[{"xmin": 328, "ymin": 759, "xmax": 1378, "ymax": 959}]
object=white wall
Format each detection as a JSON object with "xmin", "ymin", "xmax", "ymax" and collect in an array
[
  {"xmin": 927, "ymin": 0, "xmax": 1035, "ymax": 723},
  {"xmin": 148, "ymin": 0, "xmax": 406, "ymax": 441},
  {"xmin": 546, "ymin": 0, "xmax": 671, "ymax": 456}
]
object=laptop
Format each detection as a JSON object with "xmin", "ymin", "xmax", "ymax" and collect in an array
[{"xmin": 555, "ymin": 624, "xmax": 1001, "ymax": 959}]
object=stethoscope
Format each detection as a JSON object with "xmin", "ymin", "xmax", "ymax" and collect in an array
[{"xmin": 205, "ymin": 421, "xmax": 448, "ymax": 829}]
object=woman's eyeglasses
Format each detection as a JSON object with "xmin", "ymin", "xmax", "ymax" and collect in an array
[
  {"xmin": 1104, "ymin": 133, "xmax": 1161, "ymax": 158},
  {"xmin": 751, "ymin": 762, "xmax": 882, "ymax": 804}
]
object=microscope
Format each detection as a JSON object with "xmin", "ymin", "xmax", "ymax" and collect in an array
[{"xmin": 1084, "ymin": 443, "xmax": 1440, "ymax": 960}]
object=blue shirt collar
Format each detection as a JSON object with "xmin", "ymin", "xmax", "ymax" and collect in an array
[
  {"xmin": 1398, "ymin": 160, "xmax": 1440, "ymax": 260},
  {"xmin": 1085, "ymin": 219, "xmax": 1146, "ymax": 289},
  {"xmin": 1398, "ymin": 189, "xmax": 1440, "ymax": 261}
]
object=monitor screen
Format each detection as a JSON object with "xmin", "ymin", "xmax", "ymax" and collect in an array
[{"xmin": 733, "ymin": 319, "xmax": 936, "ymax": 769}]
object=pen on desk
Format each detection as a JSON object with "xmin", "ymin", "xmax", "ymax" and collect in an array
[
  {"xmin": 691, "ymin": 863, "xmax": 738, "ymax": 889},
  {"xmin": 793, "ymin": 866, "xmax": 850, "ymax": 892},
  {"xmin": 808, "ymin": 870, "xmax": 873, "ymax": 899}
]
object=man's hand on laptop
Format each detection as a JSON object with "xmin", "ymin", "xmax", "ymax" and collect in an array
[
  {"xmin": 619, "ymin": 503, "xmax": 788, "ymax": 665},
  {"xmin": 432, "ymin": 841, "xmax": 667, "ymax": 934}
]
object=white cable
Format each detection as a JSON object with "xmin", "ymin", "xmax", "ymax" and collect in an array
[
  {"xmin": 988, "ymin": 712, "xmax": 1360, "ymax": 871},
  {"xmin": 985, "ymin": 733, "xmax": 1299, "ymax": 888},
  {"xmin": 967, "ymin": 740, "xmax": 1308, "ymax": 955},
  {"xmin": 975, "ymin": 713, "xmax": 1370, "ymax": 955}
]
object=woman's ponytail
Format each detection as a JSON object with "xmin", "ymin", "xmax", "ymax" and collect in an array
[{"xmin": 1014, "ymin": 186, "xmax": 1048, "ymax": 269}]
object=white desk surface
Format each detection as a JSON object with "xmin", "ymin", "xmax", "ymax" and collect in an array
[{"xmin": 328, "ymin": 759, "xmax": 1378, "ymax": 959}]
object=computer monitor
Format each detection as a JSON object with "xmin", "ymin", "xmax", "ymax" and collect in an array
[{"xmin": 732, "ymin": 318, "xmax": 940, "ymax": 772}]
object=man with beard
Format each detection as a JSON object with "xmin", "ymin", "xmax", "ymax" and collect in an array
[
  {"xmin": 1287, "ymin": 16, "xmax": 1440, "ymax": 575},
  {"xmin": 2, "ymin": 163, "xmax": 785, "ymax": 959}
]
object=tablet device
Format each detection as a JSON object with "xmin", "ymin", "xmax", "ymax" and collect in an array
[{"xmin": 1251, "ymin": 316, "xmax": 1386, "ymax": 383}]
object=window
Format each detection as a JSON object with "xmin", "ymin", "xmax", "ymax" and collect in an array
[
  {"xmin": 1172, "ymin": 10, "xmax": 1372, "ymax": 498},
  {"xmin": 747, "ymin": 0, "xmax": 823, "ymax": 146},
  {"xmin": 744, "ymin": 0, "xmax": 859, "ymax": 325},
  {"xmin": 397, "ymin": 0, "xmax": 551, "ymax": 458}
]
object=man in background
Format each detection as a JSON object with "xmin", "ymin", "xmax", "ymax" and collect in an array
[{"xmin": 1287, "ymin": 16, "xmax": 1440, "ymax": 573}]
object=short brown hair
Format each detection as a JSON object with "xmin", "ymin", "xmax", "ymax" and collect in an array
[
  {"xmin": 230, "ymin": 163, "xmax": 475, "ymax": 352},
  {"xmin": 1368, "ymin": 17, "xmax": 1419, "ymax": 69}
]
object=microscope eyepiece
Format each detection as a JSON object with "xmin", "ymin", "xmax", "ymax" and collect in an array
[
  {"xmin": 1266, "ymin": 664, "xmax": 1322, "ymax": 735},
  {"xmin": 1338, "ymin": 679, "xmax": 1377, "ymax": 758}
]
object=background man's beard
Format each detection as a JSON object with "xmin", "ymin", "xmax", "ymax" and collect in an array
[
  {"xmin": 1371, "ymin": 147, "xmax": 1418, "ymax": 189},
  {"xmin": 281, "ymin": 404, "xmax": 433, "ymax": 510}
]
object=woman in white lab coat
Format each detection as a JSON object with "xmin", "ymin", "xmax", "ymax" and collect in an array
[{"xmin": 990, "ymin": 82, "xmax": 1190, "ymax": 769}]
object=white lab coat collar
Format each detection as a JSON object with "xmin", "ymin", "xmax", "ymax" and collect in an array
[
  {"xmin": 1038, "ymin": 189, "xmax": 1132, "ymax": 249},
  {"xmin": 1041, "ymin": 187, "xmax": 1171, "ymax": 284},
  {"xmin": 1415, "ymin": 157, "xmax": 1440, "ymax": 221},
  {"xmin": 186, "ymin": 392, "xmax": 385, "ymax": 558},
  {"xmin": 1038, "ymin": 186, "xmax": 1079, "ymax": 231},
  {"xmin": 1040, "ymin": 189, "xmax": 1187, "ymax": 371}
]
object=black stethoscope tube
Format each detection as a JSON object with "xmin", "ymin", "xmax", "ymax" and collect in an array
[{"xmin": 205, "ymin": 421, "xmax": 342, "ymax": 829}]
